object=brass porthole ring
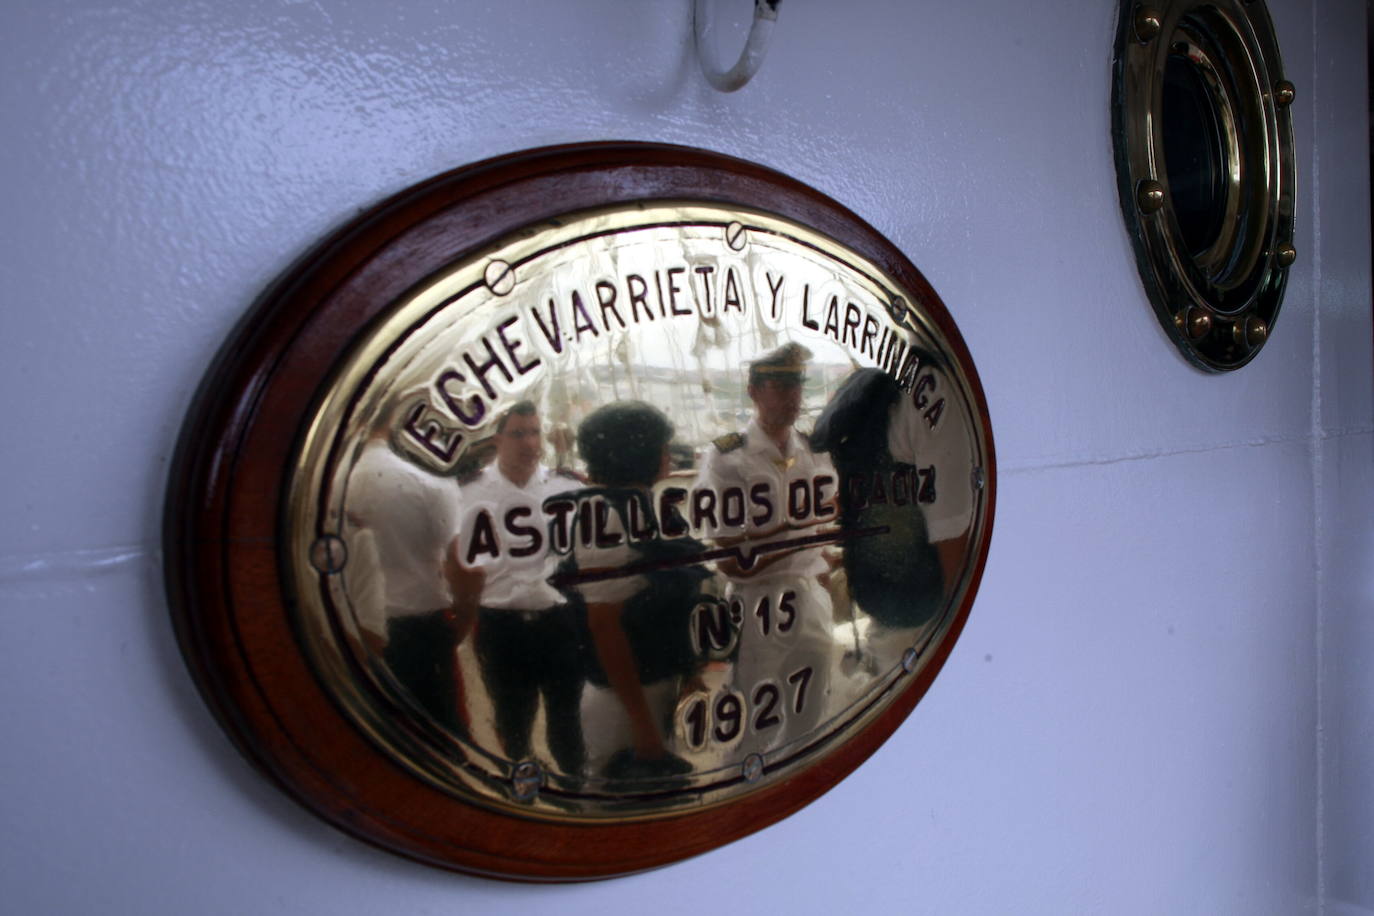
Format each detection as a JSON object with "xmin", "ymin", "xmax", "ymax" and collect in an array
[{"xmin": 1112, "ymin": 0, "xmax": 1296, "ymax": 371}]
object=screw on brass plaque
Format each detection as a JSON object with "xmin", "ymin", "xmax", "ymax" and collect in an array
[
  {"xmin": 901, "ymin": 648, "xmax": 919, "ymax": 673},
  {"xmin": 512, "ymin": 761, "xmax": 542, "ymax": 801},
  {"xmin": 308, "ymin": 536, "xmax": 347, "ymax": 574},
  {"xmin": 483, "ymin": 259, "xmax": 515, "ymax": 296},
  {"xmin": 725, "ymin": 220, "xmax": 747, "ymax": 250}
]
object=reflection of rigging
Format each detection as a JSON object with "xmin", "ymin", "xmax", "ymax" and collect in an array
[{"xmin": 551, "ymin": 524, "xmax": 889, "ymax": 587}]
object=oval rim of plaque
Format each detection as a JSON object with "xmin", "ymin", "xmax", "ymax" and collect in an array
[{"xmin": 164, "ymin": 141, "xmax": 997, "ymax": 880}]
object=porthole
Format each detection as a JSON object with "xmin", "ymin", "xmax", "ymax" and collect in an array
[{"xmin": 1112, "ymin": 0, "xmax": 1296, "ymax": 371}]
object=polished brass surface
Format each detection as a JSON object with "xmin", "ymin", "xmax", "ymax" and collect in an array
[
  {"xmin": 1277, "ymin": 243, "xmax": 1297, "ymax": 267},
  {"xmin": 282, "ymin": 203, "xmax": 992, "ymax": 821},
  {"xmin": 1112, "ymin": 0, "xmax": 1296, "ymax": 371}
]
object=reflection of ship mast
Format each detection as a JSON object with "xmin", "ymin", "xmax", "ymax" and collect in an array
[
  {"xmin": 545, "ymin": 371, "xmax": 574, "ymax": 469},
  {"xmin": 601, "ymin": 332, "xmax": 621, "ymax": 402},
  {"xmin": 543, "ymin": 277, "xmax": 860, "ymax": 468},
  {"xmin": 615, "ymin": 335, "xmax": 640, "ymax": 402}
]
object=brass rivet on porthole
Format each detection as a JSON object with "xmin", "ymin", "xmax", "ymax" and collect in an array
[
  {"xmin": 742, "ymin": 754, "xmax": 765, "ymax": 783},
  {"xmin": 1274, "ymin": 80, "xmax": 1296, "ymax": 108},
  {"xmin": 1175, "ymin": 306, "xmax": 1213, "ymax": 340},
  {"xmin": 1276, "ymin": 243, "xmax": 1297, "ymax": 267},
  {"xmin": 1136, "ymin": 179, "xmax": 1166, "ymax": 214},
  {"xmin": 1134, "ymin": 7, "xmax": 1162, "ymax": 42},
  {"xmin": 483, "ymin": 259, "xmax": 515, "ymax": 296}
]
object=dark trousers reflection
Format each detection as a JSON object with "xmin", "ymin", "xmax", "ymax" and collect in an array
[
  {"xmin": 384, "ymin": 610, "xmax": 468, "ymax": 737},
  {"xmin": 474, "ymin": 606, "xmax": 587, "ymax": 775},
  {"xmin": 813, "ymin": 367, "xmax": 945, "ymax": 630}
]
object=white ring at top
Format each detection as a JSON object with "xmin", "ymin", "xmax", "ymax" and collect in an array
[{"xmin": 694, "ymin": 0, "xmax": 780, "ymax": 92}]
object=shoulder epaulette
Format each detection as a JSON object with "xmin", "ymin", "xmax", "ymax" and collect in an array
[{"xmin": 713, "ymin": 432, "xmax": 746, "ymax": 453}]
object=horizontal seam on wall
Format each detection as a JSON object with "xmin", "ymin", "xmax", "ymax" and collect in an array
[
  {"xmin": 4, "ymin": 428, "xmax": 1368, "ymax": 579},
  {"xmin": 1319, "ymin": 425, "xmax": 1374, "ymax": 440},
  {"xmin": 1002, "ymin": 431, "xmax": 1316, "ymax": 475}
]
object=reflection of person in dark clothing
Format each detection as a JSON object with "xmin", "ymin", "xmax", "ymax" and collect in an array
[
  {"xmin": 457, "ymin": 401, "xmax": 585, "ymax": 775},
  {"xmin": 565, "ymin": 401, "xmax": 701, "ymax": 782},
  {"xmin": 812, "ymin": 366, "xmax": 945, "ymax": 629},
  {"xmin": 345, "ymin": 422, "xmax": 470, "ymax": 736}
]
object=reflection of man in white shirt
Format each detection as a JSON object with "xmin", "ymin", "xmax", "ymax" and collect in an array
[
  {"xmin": 344, "ymin": 424, "xmax": 467, "ymax": 735},
  {"xmin": 457, "ymin": 402, "xmax": 585, "ymax": 775},
  {"xmin": 693, "ymin": 343, "xmax": 838, "ymax": 757}
]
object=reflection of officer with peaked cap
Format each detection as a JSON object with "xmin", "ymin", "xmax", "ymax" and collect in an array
[
  {"xmin": 747, "ymin": 342, "xmax": 811, "ymax": 387},
  {"xmin": 693, "ymin": 338, "xmax": 837, "ymax": 760},
  {"xmin": 743, "ymin": 342, "xmax": 811, "ymax": 441}
]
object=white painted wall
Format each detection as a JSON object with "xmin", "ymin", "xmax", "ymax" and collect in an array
[
  {"xmin": 2, "ymin": 1, "xmax": 1368, "ymax": 913},
  {"xmin": 1314, "ymin": 3, "xmax": 1374, "ymax": 913}
]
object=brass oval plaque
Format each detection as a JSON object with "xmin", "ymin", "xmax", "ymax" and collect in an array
[{"xmin": 167, "ymin": 144, "xmax": 994, "ymax": 877}]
